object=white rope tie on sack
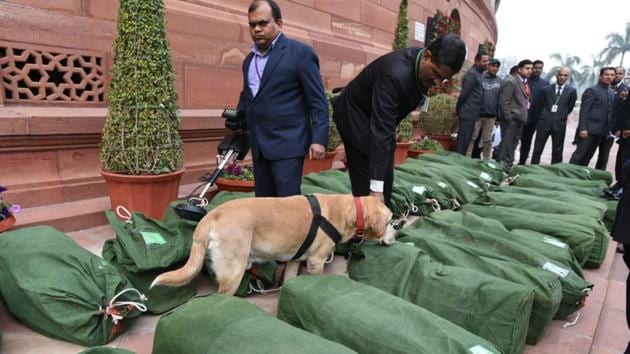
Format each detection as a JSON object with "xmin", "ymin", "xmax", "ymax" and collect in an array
[
  {"xmin": 562, "ymin": 311, "xmax": 581, "ymax": 328},
  {"xmin": 452, "ymin": 198, "xmax": 461, "ymax": 209},
  {"xmin": 115, "ymin": 206, "xmax": 133, "ymax": 224},
  {"xmin": 426, "ymin": 198, "xmax": 440, "ymax": 211},
  {"xmin": 325, "ymin": 249, "xmax": 335, "ymax": 264},
  {"xmin": 188, "ymin": 197, "xmax": 208, "ymax": 207},
  {"xmin": 248, "ymin": 279, "xmax": 283, "ymax": 295},
  {"xmin": 101, "ymin": 288, "xmax": 148, "ymax": 325},
  {"xmin": 391, "ymin": 209, "xmax": 410, "ymax": 228}
]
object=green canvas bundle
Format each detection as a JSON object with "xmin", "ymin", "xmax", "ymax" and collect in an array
[
  {"xmin": 0, "ymin": 226, "xmax": 145, "ymax": 346},
  {"xmin": 460, "ymin": 204, "xmax": 598, "ymax": 266},
  {"xmin": 413, "ymin": 151, "xmax": 506, "ymax": 183},
  {"xmin": 301, "ymin": 169, "xmax": 352, "ymax": 194},
  {"xmin": 348, "ymin": 242, "xmax": 533, "ymax": 354},
  {"xmin": 102, "ymin": 209, "xmax": 196, "ymax": 313},
  {"xmin": 511, "ymin": 174, "xmax": 608, "ymax": 197},
  {"xmin": 414, "ymin": 211, "xmax": 593, "ymax": 319},
  {"xmin": 397, "ymin": 231, "xmax": 563, "ymax": 344},
  {"xmin": 78, "ymin": 348, "xmax": 135, "ymax": 354},
  {"xmin": 277, "ymin": 275, "xmax": 501, "ymax": 354},
  {"xmin": 390, "ymin": 175, "xmax": 446, "ymax": 216},
  {"xmin": 394, "ymin": 169, "xmax": 461, "ymax": 210},
  {"xmin": 153, "ymin": 294, "xmax": 355, "ymax": 354},
  {"xmin": 512, "ymin": 163, "xmax": 613, "ymax": 185}
]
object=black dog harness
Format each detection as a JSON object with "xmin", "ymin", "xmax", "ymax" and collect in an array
[{"xmin": 292, "ymin": 195, "xmax": 344, "ymax": 260}]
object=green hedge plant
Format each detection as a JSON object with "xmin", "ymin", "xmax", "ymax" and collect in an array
[
  {"xmin": 100, "ymin": 0, "xmax": 183, "ymax": 175},
  {"xmin": 419, "ymin": 94, "xmax": 457, "ymax": 136},
  {"xmin": 410, "ymin": 137, "xmax": 444, "ymax": 152}
]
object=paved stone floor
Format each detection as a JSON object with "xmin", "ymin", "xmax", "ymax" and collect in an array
[{"xmin": 1, "ymin": 117, "xmax": 628, "ymax": 353}]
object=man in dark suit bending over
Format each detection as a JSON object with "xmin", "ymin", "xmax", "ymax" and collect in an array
[
  {"xmin": 237, "ymin": 0, "xmax": 328, "ymax": 197},
  {"xmin": 333, "ymin": 34, "xmax": 466, "ymax": 205},
  {"xmin": 531, "ymin": 67, "xmax": 578, "ymax": 164}
]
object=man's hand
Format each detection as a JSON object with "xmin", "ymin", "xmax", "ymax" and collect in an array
[
  {"xmin": 369, "ymin": 191, "xmax": 385, "ymax": 205},
  {"xmin": 308, "ymin": 143, "xmax": 326, "ymax": 160},
  {"xmin": 578, "ymin": 130, "xmax": 588, "ymax": 139},
  {"xmin": 623, "ymin": 129, "xmax": 630, "ymax": 138}
]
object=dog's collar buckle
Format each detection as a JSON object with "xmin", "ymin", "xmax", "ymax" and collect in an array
[{"xmin": 354, "ymin": 197, "xmax": 365, "ymax": 237}]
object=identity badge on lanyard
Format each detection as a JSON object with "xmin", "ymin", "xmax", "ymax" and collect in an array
[
  {"xmin": 551, "ymin": 91, "xmax": 561, "ymax": 113},
  {"xmin": 421, "ymin": 96, "xmax": 430, "ymax": 112}
]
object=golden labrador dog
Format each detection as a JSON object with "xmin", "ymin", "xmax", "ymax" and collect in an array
[{"xmin": 151, "ymin": 194, "xmax": 395, "ymax": 295}]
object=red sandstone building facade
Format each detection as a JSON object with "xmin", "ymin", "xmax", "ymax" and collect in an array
[{"xmin": 0, "ymin": 0, "xmax": 498, "ymax": 229}]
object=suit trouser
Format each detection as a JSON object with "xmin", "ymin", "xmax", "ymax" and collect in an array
[
  {"xmin": 455, "ymin": 118, "xmax": 477, "ymax": 155},
  {"xmin": 498, "ymin": 120, "xmax": 524, "ymax": 170},
  {"xmin": 531, "ymin": 127, "xmax": 566, "ymax": 165},
  {"xmin": 342, "ymin": 137, "xmax": 394, "ymax": 207},
  {"xmin": 615, "ymin": 138, "xmax": 630, "ymax": 185},
  {"xmin": 253, "ymin": 155, "xmax": 304, "ymax": 197},
  {"xmin": 466, "ymin": 117, "xmax": 496, "ymax": 160},
  {"xmin": 570, "ymin": 134, "xmax": 614, "ymax": 170},
  {"xmin": 519, "ymin": 122, "xmax": 537, "ymax": 164}
]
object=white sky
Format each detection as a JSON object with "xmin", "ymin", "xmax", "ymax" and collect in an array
[{"xmin": 494, "ymin": 0, "xmax": 629, "ymax": 69}]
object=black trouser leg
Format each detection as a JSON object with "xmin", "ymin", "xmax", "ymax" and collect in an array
[
  {"xmin": 624, "ymin": 245, "xmax": 630, "ymax": 331},
  {"xmin": 456, "ymin": 119, "xmax": 477, "ymax": 155},
  {"xmin": 550, "ymin": 128, "xmax": 566, "ymax": 164},
  {"xmin": 342, "ymin": 138, "xmax": 394, "ymax": 207},
  {"xmin": 519, "ymin": 122, "xmax": 537, "ymax": 164},
  {"xmin": 498, "ymin": 120, "xmax": 524, "ymax": 170},
  {"xmin": 595, "ymin": 136, "xmax": 614, "ymax": 170},
  {"xmin": 570, "ymin": 134, "xmax": 601, "ymax": 166},
  {"xmin": 531, "ymin": 129, "xmax": 550, "ymax": 165},
  {"xmin": 615, "ymin": 139, "xmax": 630, "ymax": 186}
]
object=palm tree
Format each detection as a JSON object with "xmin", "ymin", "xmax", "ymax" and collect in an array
[
  {"xmin": 546, "ymin": 53, "xmax": 582, "ymax": 87},
  {"xmin": 579, "ymin": 55, "xmax": 605, "ymax": 89},
  {"xmin": 600, "ymin": 22, "xmax": 630, "ymax": 67}
]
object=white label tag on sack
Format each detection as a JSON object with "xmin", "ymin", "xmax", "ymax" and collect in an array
[
  {"xmin": 543, "ymin": 236, "xmax": 568, "ymax": 248},
  {"xmin": 582, "ymin": 168, "xmax": 591, "ymax": 175},
  {"xmin": 467, "ymin": 180, "xmax": 480, "ymax": 189},
  {"xmin": 479, "ymin": 172, "xmax": 492, "ymax": 182},
  {"xmin": 412, "ymin": 186, "xmax": 428, "ymax": 195},
  {"xmin": 486, "ymin": 162, "xmax": 497, "ymax": 169},
  {"xmin": 469, "ymin": 345, "xmax": 496, "ymax": 354},
  {"xmin": 437, "ymin": 181, "xmax": 448, "ymax": 189},
  {"xmin": 140, "ymin": 230, "xmax": 167, "ymax": 245},
  {"xmin": 543, "ymin": 262, "xmax": 569, "ymax": 278}
]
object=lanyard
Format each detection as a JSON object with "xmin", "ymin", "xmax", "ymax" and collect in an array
[{"xmin": 553, "ymin": 88, "xmax": 562, "ymax": 105}]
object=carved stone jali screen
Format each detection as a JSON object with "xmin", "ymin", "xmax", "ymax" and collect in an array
[{"xmin": 0, "ymin": 41, "xmax": 106, "ymax": 104}]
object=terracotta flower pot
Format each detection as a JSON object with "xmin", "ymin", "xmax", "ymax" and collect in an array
[
  {"xmin": 394, "ymin": 142, "xmax": 412, "ymax": 166},
  {"xmin": 302, "ymin": 151, "xmax": 337, "ymax": 175},
  {"xmin": 215, "ymin": 178, "xmax": 255, "ymax": 193},
  {"xmin": 426, "ymin": 134, "xmax": 455, "ymax": 151},
  {"xmin": 0, "ymin": 214, "xmax": 16, "ymax": 233},
  {"xmin": 407, "ymin": 149, "xmax": 434, "ymax": 158},
  {"xmin": 100, "ymin": 169, "xmax": 185, "ymax": 220}
]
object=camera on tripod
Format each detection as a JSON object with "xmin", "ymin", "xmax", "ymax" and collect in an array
[{"xmin": 173, "ymin": 107, "xmax": 252, "ymax": 221}]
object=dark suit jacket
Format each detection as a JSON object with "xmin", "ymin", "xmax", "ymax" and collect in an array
[
  {"xmin": 577, "ymin": 82, "xmax": 614, "ymax": 136},
  {"xmin": 332, "ymin": 47, "xmax": 427, "ymax": 181},
  {"xmin": 613, "ymin": 82, "xmax": 628, "ymax": 131},
  {"xmin": 536, "ymin": 84, "xmax": 577, "ymax": 133},
  {"xmin": 612, "ymin": 163, "xmax": 630, "ymax": 244},
  {"xmin": 456, "ymin": 68, "xmax": 483, "ymax": 120},
  {"xmin": 498, "ymin": 74, "xmax": 529, "ymax": 124},
  {"xmin": 526, "ymin": 76, "xmax": 549, "ymax": 124},
  {"xmin": 237, "ymin": 34, "xmax": 328, "ymax": 161}
]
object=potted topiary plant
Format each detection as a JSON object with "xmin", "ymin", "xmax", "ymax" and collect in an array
[
  {"xmin": 395, "ymin": 115, "xmax": 413, "ymax": 165},
  {"xmin": 99, "ymin": 0, "xmax": 184, "ymax": 219},
  {"xmin": 303, "ymin": 91, "xmax": 342, "ymax": 175},
  {"xmin": 408, "ymin": 137, "xmax": 444, "ymax": 158},
  {"xmin": 215, "ymin": 162, "xmax": 255, "ymax": 193},
  {"xmin": 418, "ymin": 93, "xmax": 458, "ymax": 151}
]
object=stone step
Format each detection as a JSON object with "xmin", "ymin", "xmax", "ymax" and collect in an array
[{"xmin": 11, "ymin": 182, "xmax": 217, "ymax": 233}]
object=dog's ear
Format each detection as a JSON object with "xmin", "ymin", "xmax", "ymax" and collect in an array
[{"xmin": 361, "ymin": 196, "xmax": 392, "ymax": 238}]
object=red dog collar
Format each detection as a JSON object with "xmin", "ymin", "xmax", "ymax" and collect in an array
[{"xmin": 354, "ymin": 197, "xmax": 365, "ymax": 236}]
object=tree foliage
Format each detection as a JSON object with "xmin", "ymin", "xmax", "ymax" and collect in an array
[
  {"xmin": 600, "ymin": 22, "xmax": 630, "ymax": 67},
  {"xmin": 392, "ymin": 0, "xmax": 408, "ymax": 51},
  {"xmin": 545, "ymin": 53, "xmax": 582, "ymax": 87},
  {"xmin": 100, "ymin": 0, "xmax": 183, "ymax": 175}
]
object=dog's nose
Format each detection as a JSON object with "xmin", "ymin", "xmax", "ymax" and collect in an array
[{"xmin": 380, "ymin": 225, "xmax": 397, "ymax": 245}]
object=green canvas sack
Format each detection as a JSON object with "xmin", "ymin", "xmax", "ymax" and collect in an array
[
  {"xmin": 277, "ymin": 275, "xmax": 502, "ymax": 354},
  {"xmin": 348, "ymin": 242, "xmax": 533, "ymax": 354},
  {"xmin": 511, "ymin": 174, "xmax": 608, "ymax": 197},
  {"xmin": 397, "ymin": 231, "xmax": 563, "ymax": 344},
  {"xmin": 0, "ymin": 226, "xmax": 145, "ymax": 346},
  {"xmin": 78, "ymin": 348, "xmax": 135, "ymax": 354},
  {"xmin": 152, "ymin": 294, "xmax": 356, "ymax": 354},
  {"xmin": 301, "ymin": 169, "xmax": 352, "ymax": 194},
  {"xmin": 512, "ymin": 163, "xmax": 612, "ymax": 185},
  {"xmin": 415, "ymin": 211, "xmax": 593, "ymax": 319}
]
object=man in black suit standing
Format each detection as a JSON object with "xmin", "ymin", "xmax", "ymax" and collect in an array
[
  {"xmin": 531, "ymin": 67, "xmax": 578, "ymax": 164},
  {"xmin": 455, "ymin": 52, "xmax": 489, "ymax": 155},
  {"xmin": 497, "ymin": 59, "xmax": 532, "ymax": 173},
  {"xmin": 609, "ymin": 66, "xmax": 629, "ymax": 197},
  {"xmin": 333, "ymin": 34, "xmax": 466, "ymax": 205},
  {"xmin": 237, "ymin": 0, "xmax": 328, "ymax": 197},
  {"xmin": 519, "ymin": 60, "xmax": 549, "ymax": 164},
  {"xmin": 569, "ymin": 67, "xmax": 617, "ymax": 169}
]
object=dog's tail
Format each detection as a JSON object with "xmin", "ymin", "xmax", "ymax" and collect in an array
[{"xmin": 150, "ymin": 221, "xmax": 210, "ymax": 289}]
